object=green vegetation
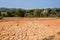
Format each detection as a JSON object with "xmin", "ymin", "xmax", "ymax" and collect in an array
[
  {"xmin": 0, "ymin": 8, "xmax": 60, "ymax": 19},
  {"xmin": 0, "ymin": 16, "xmax": 3, "ymax": 19}
]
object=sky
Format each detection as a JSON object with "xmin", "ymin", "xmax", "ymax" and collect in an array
[{"xmin": 0, "ymin": 0, "xmax": 60, "ymax": 9}]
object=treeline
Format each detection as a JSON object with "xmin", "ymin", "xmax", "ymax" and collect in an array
[{"xmin": 0, "ymin": 8, "xmax": 60, "ymax": 19}]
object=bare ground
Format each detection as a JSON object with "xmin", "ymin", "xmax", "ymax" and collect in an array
[{"xmin": 0, "ymin": 17, "xmax": 60, "ymax": 40}]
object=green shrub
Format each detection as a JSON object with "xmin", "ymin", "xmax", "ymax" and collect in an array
[{"xmin": 0, "ymin": 16, "xmax": 3, "ymax": 19}]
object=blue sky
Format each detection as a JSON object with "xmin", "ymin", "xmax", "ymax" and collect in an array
[{"xmin": 0, "ymin": 0, "xmax": 60, "ymax": 9}]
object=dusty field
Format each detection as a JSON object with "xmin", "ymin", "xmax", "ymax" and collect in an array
[{"xmin": 0, "ymin": 17, "xmax": 60, "ymax": 40}]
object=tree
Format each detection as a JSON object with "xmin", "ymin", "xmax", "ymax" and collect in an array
[
  {"xmin": 0, "ymin": 11, "xmax": 1, "ymax": 16},
  {"xmin": 17, "ymin": 9, "xmax": 25, "ymax": 17},
  {"xmin": 33, "ymin": 9, "xmax": 40, "ymax": 17},
  {"xmin": 24, "ymin": 10, "xmax": 33, "ymax": 17}
]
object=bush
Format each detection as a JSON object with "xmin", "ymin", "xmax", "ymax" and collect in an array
[{"xmin": 0, "ymin": 16, "xmax": 3, "ymax": 19}]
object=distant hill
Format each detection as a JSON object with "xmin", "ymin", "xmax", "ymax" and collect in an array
[
  {"xmin": 0, "ymin": 8, "xmax": 9, "ymax": 10},
  {"xmin": 0, "ymin": 8, "xmax": 25, "ymax": 11},
  {"xmin": 0, "ymin": 7, "xmax": 60, "ymax": 11}
]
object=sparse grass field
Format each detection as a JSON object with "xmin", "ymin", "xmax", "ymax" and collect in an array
[{"xmin": 0, "ymin": 17, "xmax": 60, "ymax": 40}]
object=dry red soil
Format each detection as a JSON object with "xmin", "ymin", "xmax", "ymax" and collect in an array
[{"xmin": 0, "ymin": 17, "xmax": 60, "ymax": 40}]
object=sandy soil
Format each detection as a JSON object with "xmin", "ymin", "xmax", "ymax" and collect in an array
[{"xmin": 0, "ymin": 17, "xmax": 60, "ymax": 40}]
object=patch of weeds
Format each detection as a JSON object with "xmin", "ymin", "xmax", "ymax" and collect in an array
[
  {"xmin": 47, "ymin": 25, "xmax": 50, "ymax": 27},
  {"xmin": 57, "ymin": 32, "xmax": 60, "ymax": 37},
  {"xmin": 57, "ymin": 32, "xmax": 60, "ymax": 35},
  {"xmin": 17, "ymin": 24, "xmax": 19, "ymax": 26}
]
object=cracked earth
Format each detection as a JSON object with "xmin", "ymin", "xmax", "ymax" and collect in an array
[{"xmin": 0, "ymin": 17, "xmax": 60, "ymax": 40}]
